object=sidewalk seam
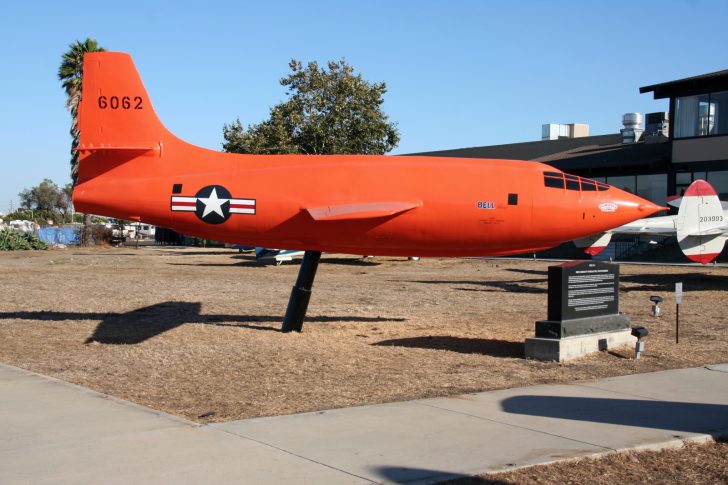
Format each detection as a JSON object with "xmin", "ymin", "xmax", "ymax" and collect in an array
[
  {"xmin": 208, "ymin": 425, "xmax": 376, "ymax": 484},
  {"xmin": 412, "ymin": 401, "xmax": 616, "ymax": 452}
]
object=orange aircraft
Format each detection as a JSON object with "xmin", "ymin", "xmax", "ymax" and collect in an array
[{"xmin": 72, "ymin": 52, "xmax": 665, "ymax": 331}]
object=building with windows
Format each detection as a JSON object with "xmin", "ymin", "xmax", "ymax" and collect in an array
[{"xmin": 640, "ymin": 70, "xmax": 728, "ymax": 200}]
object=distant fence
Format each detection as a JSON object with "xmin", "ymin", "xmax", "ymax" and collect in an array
[
  {"xmin": 154, "ymin": 227, "xmax": 225, "ymax": 247},
  {"xmin": 36, "ymin": 227, "xmax": 80, "ymax": 245}
]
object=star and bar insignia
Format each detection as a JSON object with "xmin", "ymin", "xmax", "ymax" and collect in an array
[{"xmin": 171, "ymin": 185, "xmax": 256, "ymax": 224}]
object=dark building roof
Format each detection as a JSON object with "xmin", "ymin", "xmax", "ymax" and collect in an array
[
  {"xmin": 640, "ymin": 69, "xmax": 728, "ymax": 99},
  {"xmin": 405, "ymin": 134, "xmax": 670, "ymax": 172},
  {"xmin": 535, "ymin": 138, "xmax": 670, "ymax": 172},
  {"xmin": 406, "ymin": 134, "xmax": 621, "ymax": 161}
]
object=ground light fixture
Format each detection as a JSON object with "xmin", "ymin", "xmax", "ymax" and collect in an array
[
  {"xmin": 650, "ymin": 295, "xmax": 663, "ymax": 317},
  {"xmin": 631, "ymin": 326, "xmax": 649, "ymax": 359}
]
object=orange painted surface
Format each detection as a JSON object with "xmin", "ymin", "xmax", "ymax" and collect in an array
[{"xmin": 73, "ymin": 53, "xmax": 664, "ymax": 256}]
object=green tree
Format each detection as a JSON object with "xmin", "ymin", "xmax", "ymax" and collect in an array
[
  {"xmin": 17, "ymin": 179, "xmax": 70, "ymax": 223},
  {"xmin": 58, "ymin": 38, "xmax": 105, "ymax": 242},
  {"xmin": 223, "ymin": 59, "xmax": 399, "ymax": 155},
  {"xmin": 18, "ymin": 179, "xmax": 67, "ymax": 212}
]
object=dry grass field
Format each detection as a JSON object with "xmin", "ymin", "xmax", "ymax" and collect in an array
[
  {"xmin": 447, "ymin": 438, "xmax": 728, "ymax": 484},
  {"xmin": 1, "ymin": 246, "xmax": 726, "ymax": 424}
]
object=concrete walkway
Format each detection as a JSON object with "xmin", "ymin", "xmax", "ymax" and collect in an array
[{"xmin": 1, "ymin": 363, "xmax": 727, "ymax": 484}]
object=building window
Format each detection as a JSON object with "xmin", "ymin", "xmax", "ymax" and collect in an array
[
  {"xmin": 636, "ymin": 174, "xmax": 667, "ymax": 208},
  {"xmin": 707, "ymin": 170, "xmax": 728, "ymax": 201},
  {"xmin": 607, "ymin": 175, "xmax": 636, "ymax": 194},
  {"xmin": 675, "ymin": 90, "xmax": 728, "ymax": 138},
  {"xmin": 676, "ymin": 172, "xmax": 693, "ymax": 185},
  {"xmin": 677, "ymin": 171, "xmax": 714, "ymax": 196}
]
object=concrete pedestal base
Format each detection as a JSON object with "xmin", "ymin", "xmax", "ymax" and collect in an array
[
  {"xmin": 535, "ymin": 314, "xmax": 630, "ymax": 339},
  {"xmin": 525, "ymin": 328, "xmax": 636, "ymax": 362}
]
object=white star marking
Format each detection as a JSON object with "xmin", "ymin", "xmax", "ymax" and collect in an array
[{"xmin": 198, "ymin": 188, "xmax": 229, "ymax": 218}]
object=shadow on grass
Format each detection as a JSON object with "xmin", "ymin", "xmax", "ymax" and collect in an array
[
  {"xmin": 167, "ymin": 260, "xmax": 274, "ymax": 268},
  {"xmin": 319, "ymin": 257, "xmax": 382, "ymax": 267},
  {"xmin": 0, "ymin": 302, "xmax": 406, "ymax": 345},
  {"xmin": 72, "ymin": 252, "xmax": 139, "ymax": 257},
  {"xmin": 167, "ymin": 255, "xmax": 382, "ymax": 268},
  {"xmin": 158, "ymin": 249, "xmax": 244, "ymax": 256},
  {"xmin": 504, "ymin": 268, "xmax": 549, "ymax": 276},
  {"xmin": 373, "ymin": 336, "xmax": 523, "ymax": 358},
  {"xmin": 407, "ymin": 279, "xmax": 546, "ymax": 294},
  {"xmin": 619, "ymin": 272, "xmax": 728, "ymax": 292}
]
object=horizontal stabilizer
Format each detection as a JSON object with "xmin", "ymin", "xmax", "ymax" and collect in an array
[
  {"xmin": 688, "ymin": 224, "xmax": 728, "ymax": 236},
  {"xmin": 574, "ymin": 232, "xmax": 612, "ymax": 256},
  {"xmin": 609, "ymin": 215, "xmax": 676, "ymax": 235},
  {"xmin": 305, "ymin": 201, "xmax": 421, "ymax": 221}
]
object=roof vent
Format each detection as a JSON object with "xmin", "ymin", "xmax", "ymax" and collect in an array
[
  {"xmin": 621, "ymin": 113, "xmax": 644, "ymax": 143},
  {"xmin": 644, "ymin": 112, "xmax": 669, "ymax": 142}
]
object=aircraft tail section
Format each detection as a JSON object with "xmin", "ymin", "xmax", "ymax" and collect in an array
[
  {"xmin": 76, "ymin": 52, "xmax": 166, "ymax": 169},
  {"xmin": 74, "ymin": 52, "xmax": 177, "ymax": 219},
  {"xmin": 676, "ymin": 180, "xmax": 728, "ymax": 264},
  {"xmin": 574, "ymin": 232, "xmax": 612, "ymax": 256}
]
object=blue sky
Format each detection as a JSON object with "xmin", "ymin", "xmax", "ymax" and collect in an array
[{"xmin": 2, "ymin": 0, "xmax": 727, "ymax": 213}]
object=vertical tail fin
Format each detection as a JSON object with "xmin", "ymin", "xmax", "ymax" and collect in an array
[
  {"xmin": 676, "ymin": 180, "xmax": 727, "ymax": 264},
  {"xmin": 78, "ymin": 52, "xmax": 167, "ymax": 155}
]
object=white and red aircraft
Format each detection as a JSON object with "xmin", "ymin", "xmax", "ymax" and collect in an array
[{"xmin": 575, "ymin": 180, "xmax": 727, "ymax": 264}]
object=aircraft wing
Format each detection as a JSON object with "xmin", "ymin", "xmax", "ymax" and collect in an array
[
  {"xmin": 574, "ymin": 214, "xmax": 677, "ymax": 256},
  {"xmin": 607, "ymin": 216, "xmax": 676, "ymax": 235},
  {"xmin": 305, "ymin": 201, "xmax": 422, "ymax": 221}
]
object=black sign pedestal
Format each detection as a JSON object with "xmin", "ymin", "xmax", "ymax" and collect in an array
[{"xmin": 525, "ymin": 261, "xmax": 636, "ymax": 362}]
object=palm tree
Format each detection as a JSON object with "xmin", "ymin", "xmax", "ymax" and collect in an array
[
  {"xmin": 58, "ymin": 38, "xmax": 105, "ymax": 244},
  {"xmin": 58, "ymin": 38, "xmax": 105, "ymax": 184}
]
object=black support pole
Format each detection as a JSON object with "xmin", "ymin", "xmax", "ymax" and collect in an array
[{"xmin": 281, "ymin": 250, "xmax": 322, "ymax": 332}]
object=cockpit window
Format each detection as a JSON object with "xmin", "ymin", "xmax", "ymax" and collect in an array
[
  {"xmin": 544, "ymin": 172, "xmax": 565, "ymax": 189},
  {"xmin": 543, "ymin": 172, "xmax": 610, "ymax": 192},
  {"xmin": 564, "ymin": 174, "xmax": 580, "ymax": 191}
]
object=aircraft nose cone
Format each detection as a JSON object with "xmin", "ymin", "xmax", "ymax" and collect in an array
[
  {"xmin": 615, "ymin": 191, "xmax": 663, "ymax": 216},
  {"xmin": 638, "ymin": 202, "xmax": 670, "ymax": 213},
  {"xmin": 591, "ymin": 187, "xmax": 665, "ymax": 231}
]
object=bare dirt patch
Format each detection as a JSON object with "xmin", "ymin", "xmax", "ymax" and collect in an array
[{"xmin": 0, "ymin": 246, "xmax": 726, "ymax": 422}]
